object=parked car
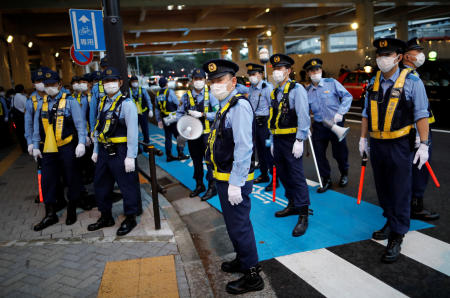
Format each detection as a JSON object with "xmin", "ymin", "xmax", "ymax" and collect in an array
[
  {"xmin": 175, "ymin": 77, "xmax": 190, "ymax": 90},
  {"xmin": 337, "ymin": 71, "xmax": 372, "ymax": 102}
]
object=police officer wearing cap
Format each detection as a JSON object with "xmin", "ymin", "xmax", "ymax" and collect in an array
[
  {"xmin": 129, "ymin": 75, "xmax": 153, "ymax": 144},
  {"xmin": 304, "ymin": 58, "xmax": 353, "ymax": 193},
  {"xmin": 403, "ymin": 38, "xmax": 439, "ymax": 221},
  {"xmin": 176, "ymin": 68, "xmax": 219, "ymax": 199},
  {"xmin": 361, "ymin": 38, "xmax": 430, "ymax": 263},
  {"xmin": 269, "ymin": 53, "xmax": 311, "ymax": 237},
  {"xmin": 89, "ymin": 57, "xmax": 109, "ymax": 133},
  {"xmin": 155, "ymin": 77, "xmax": 189, "ymax": 161},
  {"xmin": 32, "ymin": 69, "xmax": 87, "ymax": 231},
  {"xmin": 88, "ymin": 67, "xmax": 141, "ymax": 236},
  {"xmin": 246, "ymin": 63, "xmax": 277, "ymax": 191},
  {"xmin": 203, "ymin": 59, "xmax": 264, "ymax": 295}
]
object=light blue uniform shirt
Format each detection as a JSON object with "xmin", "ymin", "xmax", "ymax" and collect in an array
[
  {"xmin": 89, "ymin": 82, "xmax": 105, "ymax": 131},
  {"xmin": 248, "ymin": 80, "xmax": 273, "ymax": 116},
  {"xmin": 236, "ymin": 83, "xmax": 249, "ymax": 96},
  {"xmin": 307, "ymin": 78, "xmax": 352, "ymax": 122},
  {"xmin": 218, "ymin": 89, "xmax": 253, "ymax": 187},
  {"xmin": 362, "ymin": 67, "xmax": 429, "ymax": 122},
  {"xmin": 155, "ymin": 88, "xmax": 179, "ymax": 122},
  {"xmin": 274, "ymin": 80, "xmax": 311, "ymax": 140},
  {"xmin": 72, "ymin": 93, "xmax": 89, "ymax": 118},
  {"xmin": 25, "ymin": 91, "xmax": 43, "ymax": 145},
  {"xmin": 93, "ymin": 91, "xmax": 139, "ymax": 158},
  {"xmin": 32, "ymin": 90, "xmax": 87, "ymax": 149},
  {"xmin": 130, "ymin": 87, "xmax": 153, "ymax": 112},
  {"xmin": 176, "ymin": 87, "xmax": 219, "ymax": 121}
]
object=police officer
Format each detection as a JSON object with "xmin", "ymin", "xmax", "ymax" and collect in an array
[
  {"xmin": 88, "ymin": 67, "xmax": 140, "ymax": 236},
  {"xmin": 304, "ymin": 58, "xmax": 353, "ymax": 192},
  {"xmin": 176, "ymin": 68, "xmax": 219, "ymax": 199},
  {"xmin": 155, "ymin": 77, "xmax": 189, "ymax": 161},
  {"xmin": 269, "ymin": 54, "xmax": 311, "ymax": 237},
  {"xmin": 0, "ymin": 87, "xmax": 11, "ymax": 148},
  {"xmin": 360, "ymin": 38, "xmax": 430, "ymax": 263},
  {"xmin": 129, "ymin": 75, "xmax": 153, "ymax": 144},
  {"xmin": 32, "ymin": 69, "xmax": 87, "ymax": 231},
  {"xmin": 89, "ymin": 57, "xmax": 109, "ymax": 132},
  {"xmin": 236, "ymin": 82, "xmax": 249, "ymax": 97},
  {"xmin": 203, "ymin": 59, "xmax": 263, "ymax": 295},
  {"xmin": 246, "ymin": 63, "xmax": 277, "ymax": 191},
  {"xmin": 403, "ymin": 38, "xmax": 439, "ymax": 221}
]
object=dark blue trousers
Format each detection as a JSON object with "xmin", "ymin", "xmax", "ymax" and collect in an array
[
  {"xmin": 94, "ymin": 144, "xmax": 140, "ymax": 215},
  {"xmin": 412, "ymin": 131, "xmax": 432, "ymax": 199},
  {"xmin": 255, "ymin": 120, "xmax": 273, "ymax": 176},
  {"xmin": 41, "ymin": 141, "xmax": 81, "ymax": 204},
  {"xmin": 370, "ymin": 137, "xmax": 413, "ymax": 235},
  {"xmin": 187, "ymin": 134, "xmax": 212, "ymax": 182},
  {"xmin": 217, "ymin": 180, "xmax": 258, "ymax": 270},
  {"xmin": 138, "ymin": 110, "xmax": 149, "ymax": 143},
  {"xmin": 163, "ymin": 122, "xmax": 179, "ymax": 155},
  {"xmin": 273, "ymin": 135, "xmax": 310, "ymax": 209},
  {"xmin": 311, "ymin": 121, "xmax": 349, "ymax": 178}
]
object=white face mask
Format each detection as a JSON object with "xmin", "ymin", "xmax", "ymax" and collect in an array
[
  {"xmin": 193, "ymin": 80, "xmax": 205, "ymax": 90},
  {"xmin": 79, "ymin": 83, "xmax": 88, "ymax": 92},
  {"xmin": 211, "ymin": 80, "xmax": 232, "ymax": 101},
  {"xmin": 45, "ymin": 86, "xmax": 60, "ymax": 97},
  {"xmin": 376, "ymin": 55, "xmax": 399, "ymax": 73},
  {"xmin": 310, "ymin": 72, "xmax": 322, "ymax": 84},
  {"xmin": 131, "ymin": 82, "xmax": 139, "ymax": 88},
  {"xmin": 104, "ymin": 82, "xmax": 120, "ymax": 95},
  {"xmin": 0, "ymin": 91, "xmax": 5, "ymax": 97},
  {"xmin": 412, "ymin": 52, "xmax": 425, "ymax": 68},
  {"xmin": 272, "ymin": 70, "xmax": 286, "ymax": 84},
  {"xmin": 72, "ymin": 83, "xmax": 80, "ymax": 92},
  {"xmin": 35, "ymin": 83, "xmax": 45, "ymax": 92},
  {"xmin": 249, "ymin": 75, "xmax": 260, "ymax": 86}
]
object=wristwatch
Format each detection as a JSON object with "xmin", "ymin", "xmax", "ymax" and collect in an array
[
  {"xmin": 420, "ymin": 140, "xmax": 430, "ymax": 146},
  {"xmin": 296, "ymin": 138, "xmax": 304, "ymax": 142}
]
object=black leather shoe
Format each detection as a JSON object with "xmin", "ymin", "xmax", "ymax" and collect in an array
[
  {"xmin": 254, "ymin": 174, "xmax": 270, "ymax": 184},
  {"xmin": 116, "ymin": 215, "xmax": 137, "ymax": 236},
  {"xmin": 155, "ymin": 148, "xmax": 164, "ymax": 156},
  {"xmin": 292, "ymin": 214, "xmax": 309, "ymax": 237},
  {"xmin": 222, "ymin": 257, "xmax": 262, "ymax": 274},
  {"xmin": 190, "ymin": 182, "xmax": 206, "ymax": 198},
  {"xmin": 34, "ymin": 204, "xmax": 58, "ymax": 231},
  {"xmin": 166, "ymin": 154, "xmax": 177, "ymax": 162},
  {"xmin": 201, "ymin": 182, "xmax": 217, "ymax": 201},
  {"xmin": 275, "ymin": 205, "xmax": 299, "ymax": 217},
  {"xmin": 317, "ymin": 177, "xmax": 332, "ymax": 193},
  {"xmin": 87, "ymin": 213, "xmax": 115, "ymax": 231},
  {"xmin": 226, "ymin": 267, "xmax": 264, "ymax": 295},
  {"xmin": 381, "ymin": 234, "xmax": 403, "ymax": 263},
  {"xmin": 264, "ymin": 177, "xmax": 280, "ymax": 192},
  {"xmin": 338, "ymin": 175, "xmax": 348, "ymax": 187},
  {"xmin": 65, "ymin": 201, "xmax": 77, "ymax": 226},
  {"xmin": 411, "ymin": 197, "xmax": 440, "ymax": 221},
  {"xmin": 177, "ymin": 151, "xmax": 190, "ymax": 160},
  {"xmin": 372, "ymin": 222, "xmax": 390, "ymax": 240}
]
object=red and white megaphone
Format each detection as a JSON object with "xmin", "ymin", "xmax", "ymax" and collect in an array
[{"xmin": 323, "ymin": 119, "xmax": 350, "ymax": 142}]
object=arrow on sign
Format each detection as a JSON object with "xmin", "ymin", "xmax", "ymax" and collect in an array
[{"xmin": 79, "ymin": 15, "xmax": 90, "ymax": 23}]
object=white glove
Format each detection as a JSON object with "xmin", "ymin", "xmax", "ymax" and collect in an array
[
  {"xmin": 359, "ymin": 137, "xmax": 369, "ymax": 157},
  {"xmin": 228, "ymin": 184, "xmax": 243, "ymax": 206},
  {"xmin": 158, "ymin": 121, "xmax": 163, "ymax": 129},
  {"xmin": 292, "ymin": 140, "xmax": 303, "ymax": 159},
  {"xmin": 33, "ymin": 149, "xmax": 42, "ymax": 162},
  {"xmin": 27, "ymin": 144, "xmax": 34, "ymax": 156},
  {"xmin": 414, "ymin": 136, "xmax": 420, "ymax": 149},
  {"xmin": 91, "ymin": 153, "xmax": 98, "ymax": 163},
  {"xmin": 413, "ymin": 143, "xmax": 429, "ymax": 170},
  {"xmin": 75, "ymin": 143, "xmax": 86, "ymax": 158},
  {"xmin": 124, "ymin": 157, "xmax": 135, "ymax": 173},
  {"xmin": 148, "ymin": 110, "xmax": 154, "ymax": 118},
  {"xmin": 188, "ymin": 110, "xmax": 203, "ymax": 118},
  {"xmin": 334, "ymin": 113, "xmax": 343, "ymax": 123},
  {"xmin": 85, "ymin": 136, "xmax": 92, "ymax": 146}
]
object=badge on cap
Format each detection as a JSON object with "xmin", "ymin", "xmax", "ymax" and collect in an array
[
  {"xmin": 274, "ymin": 56, "xmax": 280, "ymax": 63},
  {"xmin": 106, "ymin": 69, "xmax": 112, "ymax": 75},
  {"xmin": 248, "ymin": 65, "xmax": 253, "ymax": 70},
  {"xmin": 208, "ymin": 63, "xmax": 217, "ymax": 72},
  {"xmin": 196, "ymin": 69, "xmax": 201, "ymax": 73},
  {"xmin": 38, "ymin": 71, "xmax": 43, "ymax": 76},
  {"xmin": 311, "ymin": 60, "xmax": 317, "ymax": 66},
  {"xmin": 45, "ymin": 73, "xmax": 51, "ymax": 78},
  {"xmin": 379, "ymin": 40, "xmax": 388, "ymax": 48}
]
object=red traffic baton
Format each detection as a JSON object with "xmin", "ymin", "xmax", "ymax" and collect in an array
[
  {"xmin": 425, "ymin": 161, "xmax": 440, "ymax": 188},
  {"xmin": 272, "ymin": 166, "xmax": 276, "ymax": 202},
  {"xmin": 357, "ymin": 152, "xmax": 368, "ymax": 205},
  {"xmin": 37, "ymin": 158, "xmax": 44, "ymax": 203}
]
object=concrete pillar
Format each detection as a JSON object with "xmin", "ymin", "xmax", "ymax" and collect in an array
[
  {"xmin": 61, "ymin": 53, "xmax": 73, "ymax": 86},
  {"xmin": 355, "ymin": 0, "xmax": 374, "ymax": 52},
  {"xmin": 272, "ymin": 24, "xmax": 285, "ymax": 54},
  {"xmin": 396, "ymin": 14, "xmax": 409, "ymax": 40},
  {"xmin": 247, "ymin": 35, "xmax": 258, "ymax": 62},
  {"xmin": 74, "ymin": 65, "xmax": 84, "ymax": 76},
  {"xmin": 232, "ymin": 46, "xmax": 240, "ymax": 62},
  {"xmin": 8, "ymin": 35, "xmax": 32, "ymax": 89},
  {"xmin": 40, "ymin": 45, "xmax": 56, "ymax": 70},
  {"xmin": 320, "ymin": 31, "xmax": 330, "ymax": 53},
  {"xmin": 0, "ymin": 14, "xmax": 12, "ymax": 89}
]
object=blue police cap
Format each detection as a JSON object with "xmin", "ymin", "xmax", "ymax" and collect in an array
[
  {"xmin": 81, "ymin": 73, "xmax": 92, "ymax": 82},
  {"xmin": 43, "ymin": 69, "xmax": 61, "ymax": 84},
  {"xmin": 102, "ymin": 67, "xmax": 121, "ymax": 80},
  {"xmin": 406, "ymin": 38, "xmax": 423, "ymax": 52},
  {"xmin": 90, "ymin": 71, "xmax": 102, "ymax": 81},
  {"xmin": 71, "ymin": 76, "xmax": 81, "ymax": 84},
  {"xmin": 203, "ymin": 59, "xmax": 239, "ymax": 80},
  {"xmin": 158, "ymin": 77, "xmax": 168, "ymax": 88},
  {"xmin": 100, "ymin": 56, "xmax": 109, "ymax": 67},
  {"xmin": 270, "ymin": 53, "xmax": 295, "ymax": 68},
  {"xmin": 303, "ymin": 58, "xmax": 323, "ymax": 71},
  {"xmin": 129, "ymin": 75, "xmax": 138, "ymax": 81},
  {"xmin": 245, "ymin": 63, "xmax": 264, "ymax": 75},
  {"xmin": 373, "ymin": 38, "xmax": 406, "ymax": 54},
  {"xmin": 32, "ymin": 67, "xmax": 51, "ymax": 82},
  {"xmin": 191, "ymin": 68, "xmax": 206, "ymax": 79}
]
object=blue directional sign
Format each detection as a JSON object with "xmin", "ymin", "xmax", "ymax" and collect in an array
[{"xmin": 69, "ymin": 9, "xmax": 106, "ymax": 51}]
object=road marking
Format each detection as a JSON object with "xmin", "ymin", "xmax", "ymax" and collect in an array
[
  {"xmin": 0, "ymin": 146, "xmax": 22, "ymax": 177},
  {"xmin": 277, "ymin": 249, "xmax": 407, "ymax": 298},
  {"xmin": 373, "ymin": 231, "xmax": 450, "ymax": 276}
]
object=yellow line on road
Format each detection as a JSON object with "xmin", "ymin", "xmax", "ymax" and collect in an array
[{"xmin": 0, "ymin": 146, "xmax": 22, "ymax": 177}]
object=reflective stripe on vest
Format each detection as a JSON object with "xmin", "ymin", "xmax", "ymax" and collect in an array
[
  {"xmin": 130, "ymin": 87, "xmax": 147, "ymax": 114},
  {"xmin": 188, "ymin": 86, "xmax": 211, "ymax": 134},
  {"xmin": 95, "ymin": 95, "xmax": 127, "ymax": 143},
  {"xmin": 32, "ymin": 96, "xmax": 38, "ymax": 112},
  {"xmin": 157, "ymin": 89, "xmax": 171, "ymax": 116},
  {"xmin": 268, "ymin": 81, "xmax": 297, "ymax": 135},
  {"xmin": 42, "ymin": 93, "xmax": 73, "ymax": 147},
  {"xmin": 98, "ymin": 80, "xmax": 104, "ymax": 96},
  {"xmin": 369, "ymin": 69, "xmax": 414, "ymax": 139}
]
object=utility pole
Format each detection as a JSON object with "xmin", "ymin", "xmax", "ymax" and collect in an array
[{"xmin": 102, "ymin": 0, "xmax": 129, "ymax": 92}]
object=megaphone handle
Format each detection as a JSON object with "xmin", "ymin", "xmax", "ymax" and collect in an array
[{"xmin": 308, "ymin": 135, "xmax": 323, "ymax": 188}]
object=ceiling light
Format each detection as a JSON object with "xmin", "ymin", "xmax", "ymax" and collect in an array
[
  {"xmin": 55, "ymin": 52, "xmax": 60, "ymax": 58},
  {"xmin": 265, "ymin": 8, "xmax": 270, "ymax": 13},
  {"xmin": 177, "ymin": 5, "xmax": 185, "ymax": 10},
  {"xmin": 266, "ymin": 30, "xmax": 272, "ymax": 37},
  {"xmin": 28, "ymin": 41, "xmax": 33, "ymax": 48},
  {"xmin": 351, "ymin": 22, "xmax": 358, "ymax": 30},
  {"xmin": 167, "ymin": 5, "xmax": 174, "ymax": 10},
  {"xmin": 6, "ymin": 35, "xmax": 13, "ymax": 43},
  {"xmin": 243, "ymin": 42, "xmax": 248, "ymax": 48}
]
